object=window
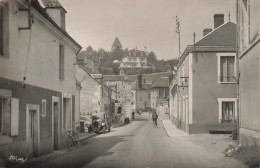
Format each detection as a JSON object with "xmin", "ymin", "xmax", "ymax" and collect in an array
[
  {"xmin": 249, "ymin": 0, "xmax": 259, "ymax": 42},
  {"xmin": 63, "ymin": 97, "xmax": 72, "ymax": 131},
  {"xmin": 218, "ymin": 98, "xmax": 237, "ymax": 123},
  {"xmin": 159, "ymin": 89, "xmax": 164, "ymax": 97},
  {"xmin": 0, "ymin": 2, "xmax": 8, "ymax": 57},
  {"xmin": 41, "ymin": 99, "xmax": 46, "ymax": 117},
  {"xmin": 0, "ymin": 6, "xmax": 3, "ymax": 55},
  {"xmin": 222, "ymin": 102, "xmax": 235, "ymax": 122},
  {"xmin": 0, "ymin": 98, "xmax": 3, "ymax": 134},
  {"xmin": 59, "ymin": 45, "xmax": 65, "ymax": 80},
  {"xmin": 220, "ymin": 56, "xmax": 235, "ymax": 82},
  {"xmin": 217, "ymin": 53, "xmax": 236, "ymax": 83}
]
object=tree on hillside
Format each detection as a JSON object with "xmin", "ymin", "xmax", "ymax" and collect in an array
[
  {"xmin": 147, "ymin": 52, "xmax": 157, "ymax": 65},
  {"xmin": 86, "ymin": 46, "xmax": 93, "ymax": 52}
]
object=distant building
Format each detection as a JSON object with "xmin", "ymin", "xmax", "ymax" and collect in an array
[
  {"xmin": 120, "ymin": 49, "xmax": 149, "ymax": 69},
  {"xmin": 112, "ymin": 37, "xmax": 122, "ymax": 51},
  {"xmin": 151, "ymin": 77, "xmax": 170, "ymax": 114},
  {"xmin": 237, "ymin": 0, "xmax": 260, "ymax": 148},
  {"xmin": 102, "ymin": 75, "xmax": 133, "ymax": 117},
  {"xmin": 128, "ymin": 72, "xmax": 170, "ymax": 111},
  {"xmin": 170, "ymin": 14, "xmax": 237, "ymax": 134}
]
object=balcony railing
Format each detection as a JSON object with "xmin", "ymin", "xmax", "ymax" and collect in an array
[{"xmin": 218, "ymin": 76, "xmax": 236, "ymax": 83}]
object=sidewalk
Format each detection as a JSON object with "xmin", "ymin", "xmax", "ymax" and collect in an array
[{"xmin": 158, "ymin": 113, "xmax": 188, "ymax": 137}]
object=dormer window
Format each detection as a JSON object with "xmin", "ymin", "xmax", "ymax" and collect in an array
[{"xmin": 60, "ymin": 10, "xmax": 65, "ymax": 29}]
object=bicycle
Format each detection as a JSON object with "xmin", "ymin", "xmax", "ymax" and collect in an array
[
  {"xmin": 66, "ymin": 130, "xmax": 80, "ymax": 150},
  {"xmin": 153, "ymin": 118, "xmax": 157, "ymax": 127}
]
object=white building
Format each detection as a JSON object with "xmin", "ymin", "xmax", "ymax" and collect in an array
[{"xmin": 0, "ymin": 0, "xmax": 81, "ymax": 158}]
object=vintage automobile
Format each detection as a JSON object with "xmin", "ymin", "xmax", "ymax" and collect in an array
[
  {"xmin": 80, "ymin": 115, "xmax": 93, "ymax": 133},
  {"xmin": 91, "ymin": 112, "xmax": 112, "ymax": 134}
]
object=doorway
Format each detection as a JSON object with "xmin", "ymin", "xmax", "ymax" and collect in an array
[
  {"xmin": 26, "ymin": 104, "xmax": 40, "ymax": 157},
  {"xmin": 29, "ymin": 110, "xmax": 37, "ymax": 156},
  {"xmin": 53, "ymin": 102, "xmax": 59, "ymax": 150}
]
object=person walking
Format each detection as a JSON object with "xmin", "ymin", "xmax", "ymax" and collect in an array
[{"xmin": 152, "ymin": 111, "xmax": 158, "ymax": 126}]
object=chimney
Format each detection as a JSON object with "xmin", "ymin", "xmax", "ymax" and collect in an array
[
  {"xmin": 203, "ymin": 28, "xmax": 212, "ymax": 36},
  {"xmin": 214, "ymin": 14, "xmax": 224, "ymax": 29},
  {"xmin": 43, "ymin": 0, "xmax": 67, "ymax": 30}
]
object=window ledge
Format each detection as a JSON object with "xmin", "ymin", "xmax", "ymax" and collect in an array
[{"xmin": 218, "ymin": 82, "xmax": 236, "ymax": 84}]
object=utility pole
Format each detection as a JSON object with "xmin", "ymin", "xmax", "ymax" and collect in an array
[{"xmin": 175, "ymin": 16, "xmax": 181, "ymax": 59}]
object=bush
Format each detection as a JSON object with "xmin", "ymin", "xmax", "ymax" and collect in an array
[{"xmin": 232, "ymin": 128, "xmax": 238, "ymax": 140}]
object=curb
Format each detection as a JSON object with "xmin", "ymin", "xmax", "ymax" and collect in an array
[
  {"xmin": 162, "ymin": 120, "xmax": 171, "ymax": 137},
  {"xmin": 79, "ymin": 133, "xmax": 96, "ymax": 142}
]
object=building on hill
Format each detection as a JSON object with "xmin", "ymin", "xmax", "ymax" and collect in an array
[
  {"xmin": 112, "ymin": 37, "xmax": 122, "ymax": 51},
  {"xmin": 119, "ymin": 49, "xmax": 149, "ymax": 75},
  {"xmin": 170, "ymin": 14, "xmax": 237, "ymax": 134}
]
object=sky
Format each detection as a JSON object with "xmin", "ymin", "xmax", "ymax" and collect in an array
[{"xmin": 59, "ymin": 0, "xmax": 236, "ymax": 60}]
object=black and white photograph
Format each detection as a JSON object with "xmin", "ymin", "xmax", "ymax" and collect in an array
[{"xmin": 0, "ymin": 0, "xmax": 259, "ymax": 167}]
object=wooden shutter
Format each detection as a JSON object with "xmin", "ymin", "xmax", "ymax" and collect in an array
[
  {"xmin": 59, "ymin": 45, "xmax": 64, "ymax": 80},
  {"xmin": 11, "ymin": 98, "xmax": 19, "ymax": 136},
  {"xmin": 227, "ymin": 57, "xmax": 235, "ymax": 82},
  {"xmin": 220, "ymin": 57, "xmax": 227, "ymax": 82}
]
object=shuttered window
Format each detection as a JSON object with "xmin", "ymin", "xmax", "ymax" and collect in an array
[
  {"xmin": 59, "ymin": 45, "xmax": 65, "ymax": 80},
  {"xmin": 11, "ymin": 98, "xmax": 19, "ymax": 136},
  {"xmin": 0, "ymin": 98, "xmax": 3, "ymax": 134},
  {"xmin": 220, "ymin": 56, "xmax": 235, "ymax": 82},
  {"xmin": 41, "ymin": 99, "xmax": 46, "ymax": 117},
  {"xmin": 0, "ymin": 5, "xmax": 3, "ymax": 55}
]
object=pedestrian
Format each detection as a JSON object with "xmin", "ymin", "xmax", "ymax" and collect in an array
[{"xmin": 152, "ymin": 111, "xmax": 158, "ymax": 126}]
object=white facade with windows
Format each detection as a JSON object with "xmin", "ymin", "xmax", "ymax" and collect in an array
[{"xmin": 0, "ymin": 0, "xmax": 81, "ymax": 158}]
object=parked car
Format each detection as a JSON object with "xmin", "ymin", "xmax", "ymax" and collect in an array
[
  {"xmin": 91, "ymin": 112, "xmax": 112, "ymax": 134},
  {"xmin": 80, "ymin": 115, "xmax": 93, "ymax": 133}
]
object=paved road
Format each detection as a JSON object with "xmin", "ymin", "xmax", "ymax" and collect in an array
[{"xmin": 36, "ymin": 113, "xmax": 246, "ymax": 168}]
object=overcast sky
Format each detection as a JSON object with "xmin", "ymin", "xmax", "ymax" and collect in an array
[{"xmin": 59, "ymin": 0, "xmax": 236, "ymax": 60}]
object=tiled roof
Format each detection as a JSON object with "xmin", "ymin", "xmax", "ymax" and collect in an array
[
  {"xmin": 195, "ymin": 22, "xmax": 236, "ymax": 47},
  {"xmin": 103, "ymin": 75, "xmax": 128, "ymax": 81},
  {"xmin": 151, "ymin": 77, "xmax": 169, "ymax": 88},
  {"xmin": 127, "ymin": 49, "xmax": 147, "ymax": 57},
  {"xmin": 128, "ymin": 72, "xmax": 170, "ymax": 89},
  {"xmin": 40, "ymin": 0, "xmax": 67, "ymax": 12}
]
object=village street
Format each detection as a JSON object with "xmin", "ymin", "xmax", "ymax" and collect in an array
[{"xmin": 16, "ymin": 113, "xmax": 247, "ymax": 168}]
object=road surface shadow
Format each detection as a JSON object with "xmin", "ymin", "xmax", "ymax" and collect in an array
[
  {"xmin": 16, "ymin": 135, "xmax": 133, "ymax": 168},
  {"xmin": 132, "ymin": 118, "xmax": 148, "ymax": 121}
]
